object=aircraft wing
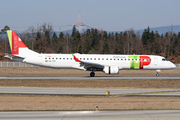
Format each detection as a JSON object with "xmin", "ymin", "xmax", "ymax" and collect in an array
[{"xmin": 72, "ymin": 53, "xmax": 104, "ymax": 70}]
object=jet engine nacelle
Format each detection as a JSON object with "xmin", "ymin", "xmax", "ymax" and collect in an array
[{"xmin": 103, "ymin": 66, "xmax": 119, "ymax": 74}]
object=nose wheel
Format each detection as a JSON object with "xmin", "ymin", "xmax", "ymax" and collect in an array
[
  {"xmin": 156, "ymin": 70, "xmax": 161, "ymax": 77},
  {"xmin": 156, "ymin": 72, "xmax": 159, "ymax": 77},
  {"xmin": 90, "ymin": 72, "xmax": 95, "ymax": 77}
]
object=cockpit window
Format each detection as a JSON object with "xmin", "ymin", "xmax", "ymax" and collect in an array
[{"xmin": 162, "ymin": 58, "xmax": 169, "ymax": 61}]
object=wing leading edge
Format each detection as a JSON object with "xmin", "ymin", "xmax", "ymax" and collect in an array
[{"xmin": 71, "ymin": 53, "xmax": 104, "ymax": 71}]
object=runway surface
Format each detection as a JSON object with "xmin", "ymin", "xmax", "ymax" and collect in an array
[
  {"xmin": 1, "ymin": 87, "xmax": 180, "ymax": 97},
  {"xmin": 0, "ymin": 110, "xmax": 180, "ymax": 119},
  {"xmin": 0, "ymin": 76, "xmax": 180, "ymax": 80}
]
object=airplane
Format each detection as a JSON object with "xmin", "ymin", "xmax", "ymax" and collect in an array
[{"xmin": 4, "ymin": 30, "xmax": 176, "ymax": 77}]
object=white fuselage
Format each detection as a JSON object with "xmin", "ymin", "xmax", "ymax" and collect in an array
[{"xmin": 24, "ymin": 53, "xmax": 176, "ymax": 71}]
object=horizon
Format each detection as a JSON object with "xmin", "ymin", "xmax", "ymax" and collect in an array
[{"xmin": 1, "ymin": 24, "xmax": 179, "ymax": 36}]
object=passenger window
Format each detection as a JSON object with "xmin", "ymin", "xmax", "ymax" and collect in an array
[
  {"xmin": 94, "ymin": 58, "xmax": 96, "ymax": 60},
  {"xmin": 110, "ymin": 58, "xmax": 112, "ymax": 60},
  {"xmin": 128, "ymin": 59, "xmax": 130, "ymax": 61},
  {"xmin": 117, "ymin": 59, "xmax": 119, "ymax": 60},
  {"xmin": 125, "ymin": 59, "xmax": 126, "ymax": 61},
  {"xmin": 49, "ymin": 58, "xmax": 51, "ymax": 59},
  {"xmin": 90, "ymin": 58, "xmax": 92, "ymax": 60},
  {"xmin": 59, "ymin": 58, "xmax": 61, "ymax": 60},
  {"xmin": 52, "ymin": 58, "xmax": 54, "ymax": 59},
  {"xmin": 63, "ymin": 58, "xmax": 65, "ymax": 60},
  {"xmin": 98, "ymin": 58, "xmax": 100, "ymax": 60},
  {"xmin": 67, "ymin": 58, "xmax": 68, "ymax": 60},
  {"xmin": 132, "ymin": 59, "xmax": 133, "ymax": 61},
  {"xmin": 45, "ymin": 58, "xmax": 47, "ymax": 59},
  {"xmin": 106, "ymin": 58, "xmax": 108, "ymax": 60},
  {"xmin": 102, "ymin": 58, "xmax": 104, "ymax": 60},
  {"xmin": 114, "ymin": 59, "xmax": 116, "ymax": 60},
  {"xmin": 121, "ymin": 59, "xmax": 123, "ymax": 61},
  {"xmin": 56, "ymin": 58, "xmax": 58, "ymax": 60},
  {"xmin": 87, "ymin": 58, "xmax": 89, "ymax": 60},
  {"xmin": 135, "ymin": 59, "xmax": 137, "ymax": 61},
  {"xmin": 70, "ymin": 58, "xmax": 72, "ymax": 60},
  {"xmin": 83, "ymin": 58, "xmax": 85, "ymax": 60}
]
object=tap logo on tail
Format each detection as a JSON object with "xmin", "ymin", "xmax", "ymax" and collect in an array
[{"xmin": 7, "ymin": 30, "xmax": 27, "ymax": 55}]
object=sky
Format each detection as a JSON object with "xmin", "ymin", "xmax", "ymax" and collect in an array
[{"xmin": 1, "ymin": 0, "xmax": 180, "ymax": 32}]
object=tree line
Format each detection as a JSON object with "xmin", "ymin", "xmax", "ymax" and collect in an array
[{"xmin": 0, "ymin": 23, "xmax": 180, "ymax": 63}]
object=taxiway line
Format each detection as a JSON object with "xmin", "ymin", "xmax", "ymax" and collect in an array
[{"xmin": 0, "ymin": 87, "xmax": 180, "ymax": 97}]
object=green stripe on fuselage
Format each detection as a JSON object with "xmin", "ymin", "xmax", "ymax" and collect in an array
[{"xmin": 128, "ymin": 56, "xmax": 140, "ymax": 69}]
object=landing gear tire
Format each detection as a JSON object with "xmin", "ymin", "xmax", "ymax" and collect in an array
[
  {"xmin": 156, "ymin": 72, "xmax": 159, "ymax": 77},
  {"xmin": 90, "ymin": 72, "xmax": 95, "ymax": 77}
]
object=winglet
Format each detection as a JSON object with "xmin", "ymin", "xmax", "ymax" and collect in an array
[{"xmin": 71, "ymin": 53, "xmax": 82, "ymax": 62}]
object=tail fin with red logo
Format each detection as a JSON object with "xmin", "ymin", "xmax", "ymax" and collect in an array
[{"xmin": 6, "ymin": 30, "xmax": 38, "ymax": 58}]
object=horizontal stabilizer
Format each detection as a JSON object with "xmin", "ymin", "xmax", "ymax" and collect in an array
[{"xmin": 4, "ymin": 53, "xmax": 24, "ymax": 62}]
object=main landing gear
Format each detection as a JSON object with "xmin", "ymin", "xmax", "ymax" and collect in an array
[{"xmin": 90, "ymin": 72, "xmax": 95, "ymax": 77}]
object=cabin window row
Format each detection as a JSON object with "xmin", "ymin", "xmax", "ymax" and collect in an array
[
  {"xmin": 45, "ymin": 58, "xmax": 73, "ymax": 60},
  {"xmin": 45, "ymin": 57, "xmax": 151, "ymax": 61}
]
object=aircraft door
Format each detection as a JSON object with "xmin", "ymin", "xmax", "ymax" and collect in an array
[
  {"xmin": 38, "ymin": 56, "xmax": 43, "ymax": 64},
  {"xmin": 154, "ymin": 58, "xmax": 158, "ymax": 66}
]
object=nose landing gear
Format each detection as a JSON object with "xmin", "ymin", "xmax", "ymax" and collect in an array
[
  {"xmin": 156, "ymin": 72, "xmax": 159, "ymax": 77},
  {"xmin": 156, "ymin": 70, "xmax": 161, "ymax": 77}
]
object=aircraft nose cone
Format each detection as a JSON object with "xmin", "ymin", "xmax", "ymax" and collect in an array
[{"xmin": 170, "ymin": 63, "xmax": 176, "ymax": 69}]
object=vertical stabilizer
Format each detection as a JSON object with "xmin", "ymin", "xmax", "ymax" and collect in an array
[
  {"xmin": 7, "ymin": 30, "xmax": 38, "ymax": 58},
  {"xmin": 7, "ymin": 30, "xmax": 27, "ymax": 55}
]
